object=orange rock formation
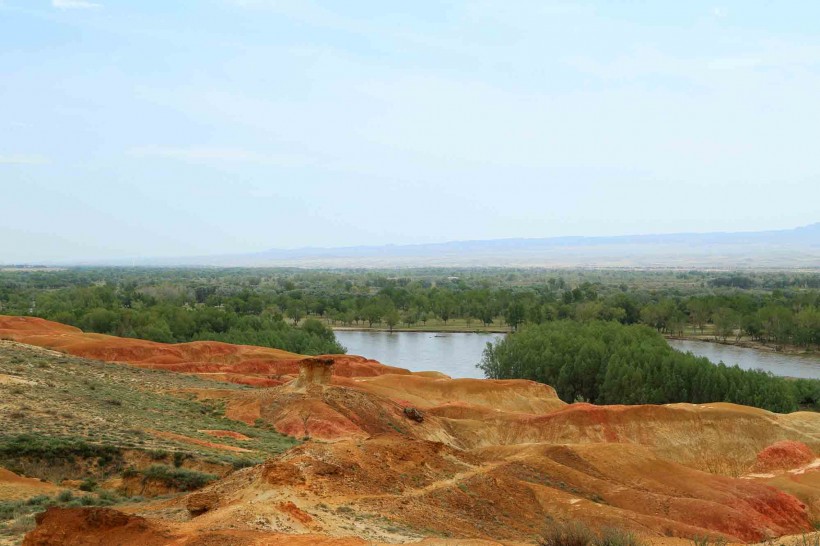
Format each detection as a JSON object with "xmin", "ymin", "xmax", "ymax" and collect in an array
[{"xmin": 2, "ymin": 315, "xmax": 820, "ymax": 544}]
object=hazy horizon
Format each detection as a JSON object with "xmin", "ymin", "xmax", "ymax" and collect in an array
[
  {"xmin": 2, "ymin": 1, "xmax": 820, "ymax": 262},
  {"xmin": 3, "ymin": 222, "xmax": 815, "ymax": 268}
]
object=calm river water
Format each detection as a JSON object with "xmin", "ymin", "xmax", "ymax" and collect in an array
[
  {"xmin": 667, "ymin": 339, "xmax": 820, "ymax": 379},
  {"xmin": 335, "ymin": 330, "xmax": 820, "ymax": 380},
  {"xmin": 334, "ymin": 330, "xmax": 502, "ymax": 378}
]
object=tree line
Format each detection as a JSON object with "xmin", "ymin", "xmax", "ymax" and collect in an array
[
  {"xmin": 0, "ymin": 268, "xmax": 818, "ymax": 353},
  {"xmin": 478, "ymin": 320, "xmax": 820, "ymax": 413},
  {"xmin": 0, "ymin": 270, "xmax": 345, "ymax": 355}
]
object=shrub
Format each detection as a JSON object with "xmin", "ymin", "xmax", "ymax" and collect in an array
[
  {"xmin": 172, "ymin": 452, "xmax": 189, "ymax": 468},
  {"xmin": 540, "ymin": 520, "xmax": 595, "ymax": 546},
  {"xmin": 5, "ymin": 513, "xmax": 36, "ymax": 535},
  {"xmin": 148, "ymin": 449, "xmax": 168, "ymax": 461},
  {"xmin": 596, "ymin": 527, "xmax": 645, "ymax": 546},
  {"xmin": 79, "ymin": 478, "xmax": 97, "ymax": 492},
  {"xmin": 230, "ymin": 458, "xmax": 256, "ymax": 470},
  {"xmin": 25, "ymin": 495, "xmax": 50, "ymax": 506},
  {"xmin": 96, "ymin": 490, "xmax": 118, "ymax": 503},
  {"xmin": 79, "ymin": 496, "xmax": 97, "ymax": 506},
  {"xmin": 539, "ymin": 521, "xmax": 647, "ymax": 546},
  {"xmin": 692, "ymin": 537, "xmax": 728, "ymax": 546},
  {"xmin": 0, "ymin": 500, "xmax": 23, "ymax": 521},
  {"xmin": 141, "ymin": 465, "xmax": 216, "ymax": 491},
  {"xmin": 0, "ymin": 434, "xmax": 122, "ymax": 464},
  {"xmin": 56, "ymin": 490, "xmax": 73, "ymax": 503}
]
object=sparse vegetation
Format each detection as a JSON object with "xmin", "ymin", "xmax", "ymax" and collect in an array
[
  {"xmin": 138, "ymin": 465, "xmax": 216, "ymax": 491},
  {"xmin": 797, "ymin": 534, "xmax": 820, "ymax": 546},
  {"xmin": 691, "ymin": 535, "xmax": 729, "ymax": 546},
  {"xmin": 539, "ymin": 520, "xmax": 646, "ymax": 546},
  {"xmin": 0, "ymin": 343, "xmax": 298, "ymax": 486},
  {"xmin": 0, "ymin": 435, "xmax": 121, "ymax": 465},
  {"xmin": 0, "ymin": 490, "xmax": 147, "ymax": 540}
]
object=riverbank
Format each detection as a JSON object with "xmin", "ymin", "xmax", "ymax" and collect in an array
[
  {"xmin": 331, "ymin": 324, "xmax": 816, "ymax": 357},
  {"xmin": 331, "ymin": 319, "xmax": 511, "ymax": 334},
  {"xmin": 336, "ymin": 328, "xmax": 820, "ymax": 381},
  {"xmin": 662, "ymin": 333, "xmax": 818, "ymax": 358}
]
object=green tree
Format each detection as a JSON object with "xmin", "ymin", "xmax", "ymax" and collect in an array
[
  {"xmin": 285, "ymin": 300, "xmax": 306, "ymax": 325},
  {"xmin": 478, "ymin": 320, "xmax": 806, "ymax": 413},
  {"xmin": 385, "ymin": 309, "xmax": 400, "ymax": 333}
]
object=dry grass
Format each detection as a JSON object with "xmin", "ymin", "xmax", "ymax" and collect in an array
[
  {"xmin": 540, "ymin": 520, "xmax": 647, "ymax": 546},
  {"xmin": 0, "ymin": 342, "xmax": 302, "ymax": 544},
  {"xmin": 0, "ymin": 342, "xmax": 297, "ymax": 474}
]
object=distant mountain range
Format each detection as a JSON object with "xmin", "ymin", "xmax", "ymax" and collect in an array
[{"xmin": 93, "ymin": 223, "xmax": 820, "ymax": 269}]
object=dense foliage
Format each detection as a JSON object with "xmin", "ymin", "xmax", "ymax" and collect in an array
[
  {"xmin": 0, "ymin": 269, "xmax": 345, "ymax": 354},
  {"xmin": 138, "ymin": 465, "xmax": 217, "ymax": 491},
  {"xmin": 479, "ymin": 321, "xmax": 820, "ymax": 413},
  {"xmin": 0, "ymin": 435, "xmax": 121, "ymax": 464},
  {"xmin": 1, "ymin": 268, "xmax": 818, "ymax": 351},
  {"xmin": 1, "ymin": 267, "xmax": 817, "ymax": 412}
]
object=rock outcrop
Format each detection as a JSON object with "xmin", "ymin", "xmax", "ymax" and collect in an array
[{"xmin": 290, "ymin": 357, "xmax": 335, "ymax": 391}]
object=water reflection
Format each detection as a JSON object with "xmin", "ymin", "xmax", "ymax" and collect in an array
[
  {"xmin": 334, "ymin": 330, "xmax": 503, "ymax": 379},
  {"xmin": 335, "ymin": 330, "xmax": 820, "ymax": 380},
  {"xmin": 668, "ymin": 339, "xmax": 820, "ymax": 379}
]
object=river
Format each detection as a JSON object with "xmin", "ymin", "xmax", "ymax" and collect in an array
[
  {"xmin": 666, "ymin": 339, "xmax": 820, "ymax": 380},
  {"xmin": 334, "ymin": 330, "xmax": 502, "ymax": 379},
  {"xmin": 335, "ymin": 330, "xmax": 820, "ymax": 380}
]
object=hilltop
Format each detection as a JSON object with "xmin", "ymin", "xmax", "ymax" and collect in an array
[{"xmin": 1, "ymin": 316, "xmax": 820, "ymax": 545}]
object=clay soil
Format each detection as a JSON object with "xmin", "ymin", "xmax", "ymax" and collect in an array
[{"xmin": 3, "ymin": 315, "xmax": 820, "ymax": 545}]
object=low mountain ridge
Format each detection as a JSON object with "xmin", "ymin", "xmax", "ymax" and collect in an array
[{"xmin": 58, "ymin": 223, "xmax": 820, "ymax": 269}]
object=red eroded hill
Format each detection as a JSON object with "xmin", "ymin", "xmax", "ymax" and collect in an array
[
  {"xmin": 0, "ymin": 468, "xmax": 58, "ymax": 501},
  {"xmin": 0, "ymin": 315, "xmax": 410, "ymax": 386},
  {"xmin": 3, "ymin": 315, "xmax": 820, "ymax": 544},
  {"xmin": 753, "ymin": 441, "xmax": 816, "ymax": 473},
  {"xmin": 22, "ymin": 507, "xmax": 509, "ymax": 546}
]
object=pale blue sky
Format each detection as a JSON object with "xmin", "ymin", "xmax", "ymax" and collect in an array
[{"xmin": 1, "ymin": 1, "xmax": 819, "ymax": 262}]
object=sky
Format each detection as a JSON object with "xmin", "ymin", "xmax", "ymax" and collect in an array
[{"xmin": 1, "ymin": 1, "xmax": 819, "ymax": 263}]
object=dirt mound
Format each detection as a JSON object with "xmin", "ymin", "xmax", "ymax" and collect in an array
[
  {"xmin": 227, "ymin": 383, "xmax": 435, "ymax": 442},
  {"xmin": 348, "ymin": 374, "xmax": 566, "ymax": 413},
  {"xmin": 753, "ymin": 441, "xmax": 816, "ymax": 473},
  {"xmin": 22, "ymin": 508, "xmax": 172, "ymax": 546},
  {"xmin": 0, "ymin": 468, "xmax": 58, "ymax": 500},
  {"xmin": 430, "ymin": 401, "xmax": 820, "ymax": 470},
  {"xmin": 23, "ymin": 506, "xmax": 508, "ymax": 545},
  {"xmin": 0, "ymin": 316, "xmax": 80, "ymax": 335}
]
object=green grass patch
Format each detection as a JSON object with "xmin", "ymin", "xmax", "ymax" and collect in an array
[
  {"xmin": 0, "ymin": 434, "xmax": 121, "ymax": 464},
  {"xmin": 139, "ymin": 465, "xmax": 217, "ymax": 491}
]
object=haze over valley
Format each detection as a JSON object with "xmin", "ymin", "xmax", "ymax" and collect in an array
[{"xmin": 59, "ymin": 223, "xmax": 819, "ymax": 269}]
